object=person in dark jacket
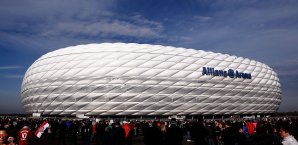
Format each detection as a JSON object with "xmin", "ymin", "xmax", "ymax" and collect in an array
[
  {"xmin": 111, "ymin": 122, "xmax": 125, "ymax": 145},
  {"xmin": 81, "ymin": 121, "xmax": 92, "ymax": 145},
  {"xmin": 96, "ymin": 121, "xmax": 106, "ymax": 145},
  {"xmin": 165, "ymin": 118, "xmax": 183, "ymax": 145},
  {"xmin": 102, "ymin": 122, "xmax": 113, "ymax": 145},
  {"xmin": 57, "ymin": 121, "xmax": 66, "ymax": 145},
  {"xmin": 143, "ymin": 121, "xmax": 163, "ymax": 145},
  {"xmin": 235, "ymin": 125, "xmax": 247, "ymax": 145},
  {"xmin": 67, "ymin": 121, "xmax": 78, "ymax": 145},
  {"xmin": 190, "ymin": 121, "xmax": 208, "ymax": 145},
  {"xmin": 214, "ymin": 121, "xmax": 224, "ymax": 145},
  {"xmin": 221, "ymin": 121, "xmax": 236, "ymax": 145}
]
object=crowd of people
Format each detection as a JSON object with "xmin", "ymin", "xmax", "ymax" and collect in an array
[{"xmin": 0, "ymin": 116, "xmax": 298, "ymax": 145}]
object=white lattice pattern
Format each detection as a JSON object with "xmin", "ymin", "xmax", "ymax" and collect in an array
[{"xmin": 21, "ymin": 43, "xmax": 281, "ymax": 116}]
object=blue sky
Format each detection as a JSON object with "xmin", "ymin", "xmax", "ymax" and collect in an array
[{"xmin": 0, "ymin": 0, "xmax": 298, "ymax": 113}]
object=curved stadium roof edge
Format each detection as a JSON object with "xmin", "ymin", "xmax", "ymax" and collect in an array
[{"xmin": 21, "ymin": 43, "xmax": 282, "ymax": 116}]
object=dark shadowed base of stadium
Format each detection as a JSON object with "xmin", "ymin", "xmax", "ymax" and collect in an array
[{"xmin": 31, "ymin": 134, "xmax": 194, "ymax": 145}]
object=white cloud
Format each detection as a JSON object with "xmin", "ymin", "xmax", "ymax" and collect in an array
[
  {"xmin": 42, "ymin": 19, "xmax": 163, "ymax": 38},
  {"xmin": 0, "ymin": 74, "xmax": 24, "ymax": 79},
  {"xmin": 273, "ymin": 59, "xmax": 298, "ymax": 77},
  {"xmin": 0, "ymin": 66, "xmax": 23, "ymax": 70},
  {"xmin": 0, "ymin": 0, "xmax": 115, "ymax": 20},
  {"xmin": 0, "ymin": 66, "xmax": 24, "ymax": 79},
  {"xmin": 193, "ymin": 16, "xmax": 213, "ymax": 22},
  {"xmin": 0, "ymin": 0, "xmax": 165, "ymax": 52}
]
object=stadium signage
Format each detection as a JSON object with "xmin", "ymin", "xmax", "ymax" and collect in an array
[{"xmin": 202, "ymin": 67, "xmax": 252, "ymax": 79}]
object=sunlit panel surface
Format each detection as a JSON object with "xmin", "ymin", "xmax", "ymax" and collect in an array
[{"xmin": 21, "ymin": 43, "xmax": 281, "ymax": 116}]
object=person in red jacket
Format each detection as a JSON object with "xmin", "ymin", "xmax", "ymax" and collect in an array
[
  {"xmin": 122, "ymin": 121, "xmax": 131, "ymax": 138},
  {"xmin": 246, "ymin": 121, "xmax": 255, "ymax": 135},
  {"xmin": 122, "ymin": 121, "xmax": 132, "ymax": 145},
  {"xmin": 17, "ymin": 125, "xmax": 32, "ymax": 145}
]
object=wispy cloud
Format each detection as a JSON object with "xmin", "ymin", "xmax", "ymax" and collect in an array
[
  {"xmin": 166, "ymin": 1, "xmax": 298, "ymax": 62},
  {"xmin": 0, "ymin": 74, "xmax": 24, "ymax": 79},
  {"xmin": 41, "ymin": 18, "xmax": 163, "ymax": 38},
  {"xmin": 193, "ymin": 16, "xmax": 213, "ymax": 22},
  {"xmin": 0, "ymin": 0, "xmax": 164, "ymax": 52},
  {"xmin": 0, "ymin": 66, "xmax": 23, "ymax": 70},
  {"xmin": 0, "ymin": 66, "xmax": 24, "ymax": 79},
  {"xmin": 272, "ymin": 59, "xmax": 298, "ymax": 78}
]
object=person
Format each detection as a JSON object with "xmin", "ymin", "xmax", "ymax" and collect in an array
[
  {"xmin": 67, "ymin": 121, "xmax": 78, "ymax": 145},
  {"xmin": 248, "ymin": 121, "xmax": 275, "ymax": 145},
  {"xmin": 280, "ymin": 123, "xmax": 298, "ymax": 145},
  {"xmin": 246, "ymin": 121, "xmax": 255, "ymax": 136},
  {"xmin": 0, "ymin": 128, "xmax": 8, "ymax": 145},
  {"xmin": 102, "ymin": 122, "xmax": 113, "ymax": 145},
  {"xmin": 111, "ymin": 122, "xmax": 125, "ymax": 145},
  {"xmin": 17, "ymin": 124, "xmax": 32, "ymax": 145},
  {"xmin": 81, "ymin": 121, "xmax": 92, "ymax": 145},
  {"xmin": 96, "ymin": 121, "xmax": 106, "ymax": 145},
  {"xmin": 160, "ymin": 122, "xmax": 167, "ymax": 144},
  {"xmin": 7, "ymin": 137, "xmax": 16, "ymax": 145},
  {"xmin": 205, "ymin": 121, "xmax": 216, "ymax": 145},
  {"xmin": 165, "ymin": 118, "xmax": 183, "ymax": 145},
  {"xmin": 221, "ymin": 121, "xmax": 236, "ymax": 145},
  {"xmin": 143, "ymin": 121, "xmax": 163, "ymax": 145},
  {"xmin": 57, "ymin": 120, "xmax": 66, "ymax": 145},
  {"xmin": 190, "ymin": 121, "xmax": 208, "ymax": 145},
  {"xmin": 122, "ymin": 121, "xmax": 133, "ymax": 145},
  {"xmin": 235, "ymin": 125, "xmax": 247, "ymax": 145},
  {"xmin": 214, "ymin": 121, "xmax": 223, "ymax": 145}
]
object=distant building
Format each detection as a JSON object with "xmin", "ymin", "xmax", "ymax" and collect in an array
[{"xmin": 21, "ymin": 43, "xmax": 281, "ymax": 116}]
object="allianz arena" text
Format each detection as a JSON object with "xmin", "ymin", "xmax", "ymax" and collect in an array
[{"xmin": 202, "ymin": 67, "xmax": 252, "ymax": 79}]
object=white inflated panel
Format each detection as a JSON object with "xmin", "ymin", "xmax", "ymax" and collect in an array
[{"xmin": 21, "ymin": 43, "xmax": 281, "ymax": 116}]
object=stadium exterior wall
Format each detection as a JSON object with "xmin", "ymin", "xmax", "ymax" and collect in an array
[{"xmin": 21, "ymin": 43, "xmax": 282, "ymax": 116}]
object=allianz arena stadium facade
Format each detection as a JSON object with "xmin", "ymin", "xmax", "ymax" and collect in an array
[{"xmin": 21, "ymin": 43, "xmax": 281, "ymax": 116}]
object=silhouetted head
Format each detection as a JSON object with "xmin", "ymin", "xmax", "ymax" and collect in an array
[{"xmin": 0, "ymin": 127, "xmax": 8, "ymax": 144}]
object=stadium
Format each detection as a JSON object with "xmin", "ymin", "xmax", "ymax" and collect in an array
[{"xmin": 21, "ymin": 43, "xmax": 282, "ymax": 117}]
